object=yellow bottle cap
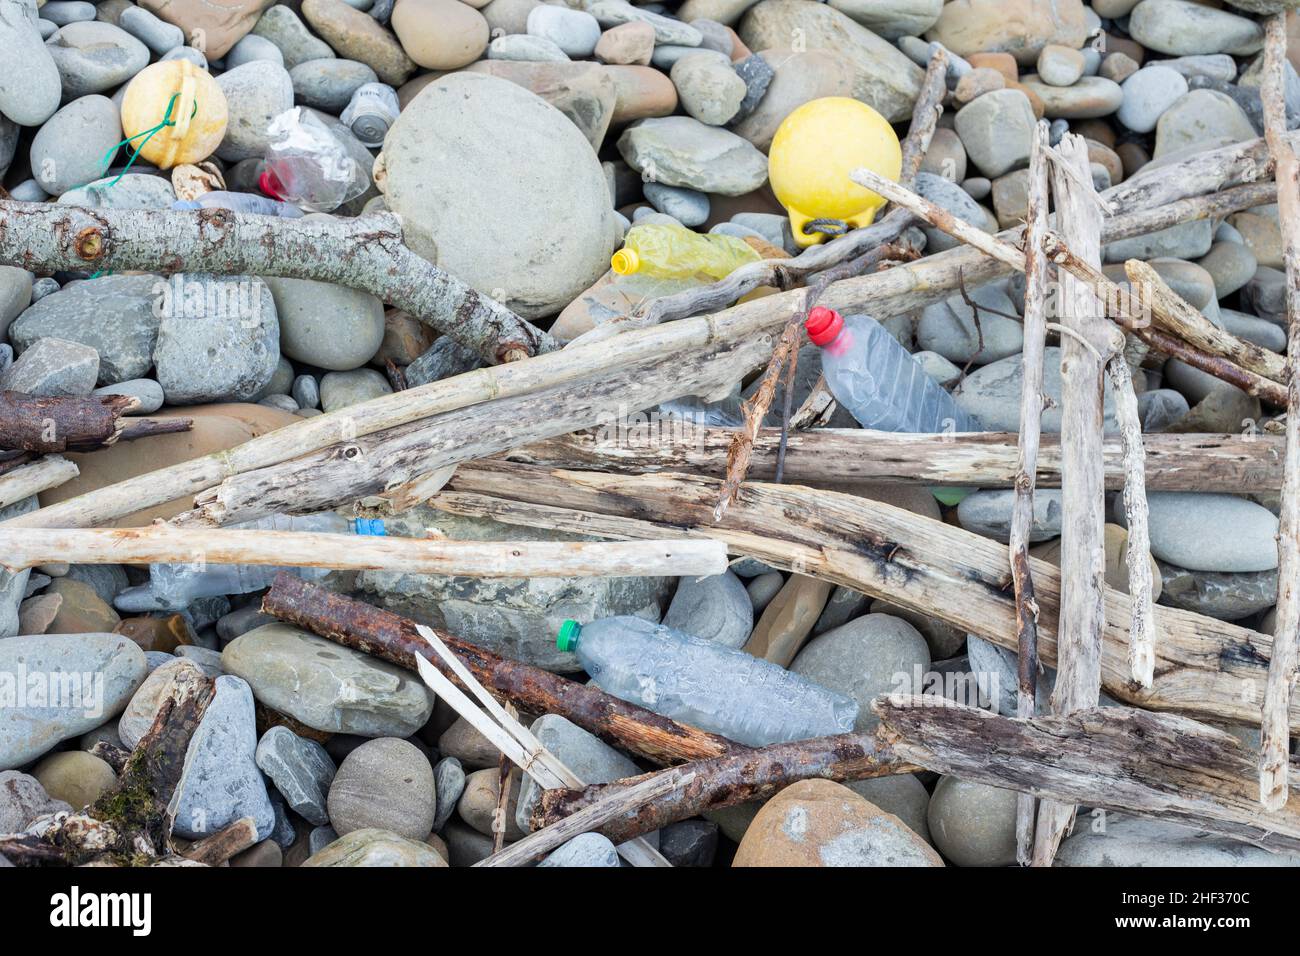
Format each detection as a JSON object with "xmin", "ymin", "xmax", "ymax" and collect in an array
[{"xmin": 610, "ymin": 248, "xmax": 639, "ymax": 275}]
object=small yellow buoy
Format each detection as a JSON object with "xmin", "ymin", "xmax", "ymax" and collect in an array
[
  {"xmin": 119, "ymin": 61, "xmax": 229, "ymax": 170},
  {"xmin": 768, "ymin": 97, "xmax": 903, "ymax": 248}
]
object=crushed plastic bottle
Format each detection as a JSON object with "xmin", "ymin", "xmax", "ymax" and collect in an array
[
  {"xmin": 173, "ymin": 191, "xmax": 304, "ymax": 217},
  {"xmin": 807, "ymin": 306, "xmax": 979, "ymax": 434},
  {"xmin": 557, "ymin": 616, "xmax": 859, "ymax": 747},
  {"xmin": 612, "ymin": 222, "xmax": 761, "ymax": 280},
  {"xmin": 807, "ymin": 306, "xmax": 979, "ymax": 505},
  {"xmin": 114, "ymin": 512, "xmax": 387, "ymax": 612},
  {"xmin": 260, "ymin": 107, "xmax": 370, "ymax": 213}
]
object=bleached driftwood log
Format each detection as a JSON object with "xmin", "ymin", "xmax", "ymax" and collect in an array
[
  {"xmin": 1106, "ymin": 356, "xmax": 1156, "ymax": 690},
  {"xmin": 1010, "ymin": 120, "xmax": 1052, "ymax": 865},
  {"xmin": 509, "ymin": 427, "xmax": 1288, "ymax": 492},
  {"xmin": 436, "ymin": 462, "xmax": 1294, "ymax": 732},
  {"xmin": 1258, "ymin": 12, "xmax": 1300, "ymax": 812},
  {"xmin": 0, "ymin": 455, "xmax": 77, "ymax": 509},
  {"xmin": 0, "ymin": 203, "xmax": 552, "ymax": 364},
  {"xmin": 0, "ymin": 526, "xmax": 727, "ymax": 578}
]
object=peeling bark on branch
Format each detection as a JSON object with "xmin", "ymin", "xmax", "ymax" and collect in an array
[{"xmin": 0, "ymin": 202, "xmax": 553, "ymax": 364}]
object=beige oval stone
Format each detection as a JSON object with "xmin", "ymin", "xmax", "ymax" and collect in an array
[
  {"xmin": 32, "ymin": 751, "xmax": 117, "ymax": 809},
  {"xmin": 303, "ymin": 827, "xmax": 448, "ymax": 866},
  {"xmin": 391, "ymin": 0, "xmax": 489, "ymax": 70},
  {"xmin": 734, "ymin": 779, "xmax": 944, "ymax": 866},
  {"xmin": 925, "ymin": 0, "xmax": 1087, "ymax": 66}
]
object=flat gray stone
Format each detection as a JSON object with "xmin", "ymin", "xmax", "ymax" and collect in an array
[
  {"xmin": 153, "ymin": 274, "xmax": 280, "ymax": 404},
  {"xmin": 1119, "ymin": 492, "xmax": 1279, "ymax": 573},
  {"xmin": 58, "ymin": 173, "xmax": 176, "ymax": 210},
  {"xmin": 255, "ymin": 725, "xmax": 337, "ymax": 826},
  {"xmin": 45, "ymin": 21, "xmax": 149, "ymax": 97},
  {"xmin": 215, "ymin": 60, "xmax": 295, "ymax": 162},
  {"xmin": 252, "ymin": 4, "xmax": 336, "ymax": 68},
  {"xmin": 0, "ymin": 633, "xmax": 146, "ymax": 770},
  {"xmin": 221, "ymin": 623, "xmax": 435, "ymax": 737},
  {"xmin": 93, "ymin": 378, "xmax": 164, "ymax": 413},
  {"xmin": 0, "ymin": 336, "xmax": 98, "ymax": 396},
  {"xmin": 327, "ymin": 737, "xmax": 436, "ymax": 841},
  {"xmin": 1117, "ymin": 65, "xmax": 1188, "ymax": 134},
  {"xmin": 539, "ymin": 831, "xmax": 620, "ymax": 866},
  {"xmin": 954, "ymin": 88, "xmax": 1035, "ymax": 178},
  {"xmin": 174, "ymin": 675, "xmax": 275, "ymax": 841},
  {"xmin": 0, "ymin": 0, "xmax": 61, "ymax": 126},
  {"xmin": 28, "ymin": 94, "xmax": 122, "ymax": 196},
  {"xmin": 10, "ymin": 274, "xmax": 160, "ymax": 384},
  {"xmin": 954, "ymin": 347, "xmax": 1119, "ymax": 434},
  {"xmin": 958, "ymin": 488, "xmax": 1062, "ymax": 543},
  {"xmin": 618, "ymin": 115, "xmax": 768, "ymax": 196},
  {"xmin": 789, "ymin": 613, "xmax": 931, "ymax": 732},
  {"xmin": 1157, "ymin": 561, "xmax": 1277, "ymax": 621},
  {"xmin": 1057, "ymin": 813, "xmax": 1300, "ymax": 866},
  {"xmin": 263, "ymin": 277, "xmax": 385, "ymax": 371},
  {"xmin": 0, "ymin": 770, "xmax": 71, "ymax": 832},
  {"xmin": 290, "ymin": 59, "xmax": 377, "ymax": 112},
  {"xmin": 1128, "ymin": 0, "xmax": 1264, "ymax": 58}
]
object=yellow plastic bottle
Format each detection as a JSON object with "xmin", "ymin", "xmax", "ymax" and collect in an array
[
  {"xmin": 768, "ymin": 97, "xmax": 902, "ymax": 248},
  {"xmin": 120, "ymin": 60, "xmax": 229, "ymax": 170},
  {"xmin": 611, "ymin": 223, "xmax": 762, "ymax": 280}
]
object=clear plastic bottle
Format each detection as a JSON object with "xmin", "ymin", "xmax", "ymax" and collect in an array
[
  {"xmin": 557, "ymin": 616, "xmax": 859, "ymax": 746},
  {"xmin": 114, "ymin": 513, "xmax": 388, "ymax": 612},
  {"xmin": 172, "ymin": 191, "xmax": 304, "ymax": 218},
  {"xmin": 612, "ymin": 223, "xmax": 761, "ymax": 280},
  {"xmin": 806, "ymin": 306, "xmax": 980, "ymax": 434}
]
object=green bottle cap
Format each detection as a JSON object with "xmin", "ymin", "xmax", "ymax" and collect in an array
[{"xmin": 557, "ymin": 619, "xmax": 582, "ymax": 652}]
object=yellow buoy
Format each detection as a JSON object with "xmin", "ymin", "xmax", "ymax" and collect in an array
[
  {"xmin": 119, "ymin": 61, "xmax": 229, "ymax": 170},
  {"xmin": 768, "ymin": 97, "xmax": 902, "ymax": 248}
]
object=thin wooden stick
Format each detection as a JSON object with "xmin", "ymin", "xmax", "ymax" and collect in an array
[
  {"xmin": 1107, "ymin": 354, "xmax": 1157, "ymax": 689},
  {"xmin": 1259, "ymin": 11, "xmax": 1300, "ymax": 812},
  {"xmin": 179, "ymin": 817, "xmax": 258, "ymax": 866},
  {"xmin": 0, "ymin": 527, "xmax": 728, "ymax": 578},
  {"xmin": 1125, "ymin": 259, "xmax": 1287, "ymax": 383},
  {"xmin": 1010, "ymin": 120, "xmax": 1052, "ymax": 865},
  {"xmin": 1033, "ymin": 133, "xmax": 1109, "ymax": 867},
  {"xmin": 408, "ymin": 624, "xmax": 670, "ymax": 867},
  {"xmin": 0, "ymin": 455, "xmax": 78, "ymax": 509}
]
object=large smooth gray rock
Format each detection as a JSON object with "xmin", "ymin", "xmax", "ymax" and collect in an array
[
  {"xmin": 958, "ymin": 488, "xmax": 1062, "ymax": 543},
  {"xmin": 45, "ymin": 21, "xmax": 149, "ymax": 97},
  {"xmin": 0, "ymin": 633, "xmax": 147, "ymax": 770},
  {"xmin": 927, "ymin": 776, "xmax": 1018, "ymax": 866},
  {"xmin": 153, "ymin": 274, "xmax": 279, "ymax": 404},
  {"xmin": 1157, "ymin": 561, "xmax": 1277, "ymax": 621},
  {"xmin": 262, "ymin": 277, "xmax": 385, "ymax": 371},
  {"xmin": 58, "ymin": 173, "xmax": 176, "ymax": 210},
  {"xmin": 10, "ymin": 275, "xmax": 160, "ymax": 385},
  {"xmin": 379, "ymin": 72, "xmax": 619, "ymax": 319},
  {"xmin": 327, "ymin": 737, "xmax": 436, "ymax": 841},
  {"xmin": 252, "ymin": 4, "xmax": 336, "ymax": 68},
  {"xmin": 954, "ymin": 88, "xmax": 1035, "ymax": 178},
  {"xmin": 28, "ymin": 94, "xmax": 122, "ymax": 195},
  {"xmin": 1119, "ymin": 492, "xmax": 1279, "ymax": 573},
  {"xmin": 738, "ymin": 0, "xmax": 922, "ymax": 122},
  {"xmin": 618, "ymin": 114, "xmax": 768, "ymax": 196},
  {"xmin": 1127, "ymin": 0, "xmax": 1265, "ymax": 57},
  {"xmin": 222, "ymin": 623, "xmax": 435, "ymax": 737},
  {"xmin": 788, "ymin": 613, "xmax": 931, "ymax": 732},
  {"xmin": 0, "ymin": 770, "xmax": 71, "ymax": 832},
  {"xmin": 917, "ymin": 281, "xmax": 1023, "ymax": 364},
  {"xmin": 954, "ymin": 347, "xmax": 1118, "ymax": 433},
  {"xmin": 215, "ymin": 60, "xmax": 295, "ymax": 162},
  {"xmin": 174, "ymin": 675, "xmax": 275, "ymax": 841},
  {"xmin": 1117, "ymin": 65, "xmax": 1188, "ymax": 133},
  {"xmin": 0, "ymin": 0, "xmax": 62, "ymax": 126},
  {"xmin": 662, "ymin": 571, "xmax": 753, "ymax": 649}
]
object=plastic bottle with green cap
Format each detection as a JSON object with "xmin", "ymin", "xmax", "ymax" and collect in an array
[
  {"xmin": 115, "ymin": 511, "xmax": 388, "ymax": 612},
  {"xmin": 556, "ymin": 615, "xmax": 858, "ymax": 747}
]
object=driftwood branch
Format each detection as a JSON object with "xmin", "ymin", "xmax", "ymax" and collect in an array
[
  {"xmin": 0, "ymin": 455, "xmax": 78, "ymax": 509},
  {"xmin": 875, "ymin": 697, "xmax": 1300, "ymax": 853},
  {"xmin": 0, "ymin": 526, "xmax": 727, "ymax": 578},
  {"xmin": 529, "ymin": 732, "xmax": 904, "ymax": 844},
  {"xmin": 1107, "ymin": 355, "xmax": 1157, "ymax": 689},
  {"xmin": 261, "ymin": 574, "xmax": 751, "ymax": 765},
  {"xmin": 1010, "ymin": 119, "xmax": 1051, "ymax": 865},
  {"xmin": 0, "ymin": 392, "xmax": 143, "ymax": 453},
  {"xmin": 508, "ymin": 426, "xmax": 1289, "ymax": 492},
  {"xmin": 1259, "ymin": 12, "xmax": 1300, "ymax": 812},
  {"xmin": 0, "ymin": 202, "xmax": 552, "ymax": 364},
  {"xmin": 438, "ymin": 462, "xmax": 1292, "ymax": 732},
  {"xmin": 179, "ymin": 817, "xmax": 258, "ymax": 866}
]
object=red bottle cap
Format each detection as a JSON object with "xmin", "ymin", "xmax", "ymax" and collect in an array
[
  {"xmin": 259, "ymin": 169, "xmax": 285, "ymax": 200},
  {"xmin": 805, "ymin": 306, "xmax": 844, "ymax": 346}
]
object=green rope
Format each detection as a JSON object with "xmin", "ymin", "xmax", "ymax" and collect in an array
[{"xmin": 89, "ymin": 93, "xmax": 198, "ymax": 277}]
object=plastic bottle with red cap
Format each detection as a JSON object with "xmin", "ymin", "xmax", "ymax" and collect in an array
[{"xmin": 805, "ymin": 306, "xmax": 979, "ymax": 435}]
